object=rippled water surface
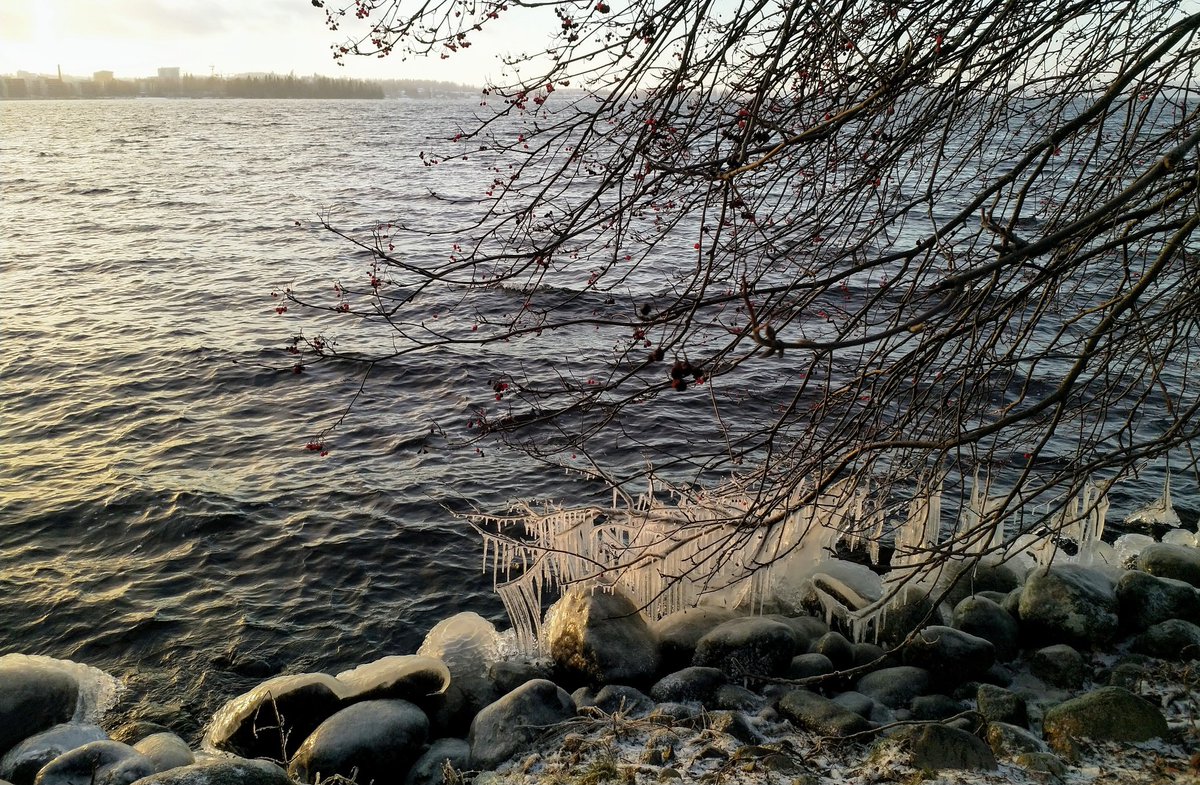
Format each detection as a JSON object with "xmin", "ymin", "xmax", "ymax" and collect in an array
[
  {"xmin": 1, "ymin": 98, "xmax": 1193, "ymax": 735},
  {"xmin": 0, "ymin": 98, "xmax": 600, "ymax": 731}
]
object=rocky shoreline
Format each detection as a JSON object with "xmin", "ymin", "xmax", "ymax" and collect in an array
[{"xmin": 1, "ymin": 542, "xmax": 1198, "ymax": 785}]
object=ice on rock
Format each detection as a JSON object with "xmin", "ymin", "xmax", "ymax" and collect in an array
[
  {"xmin": 0, "ymin": 653, "xmax": 121, "ymax": 724},
  {"xmin": 1124, "ymin": 468, "xmax": 1181, "ymax": 529},
  {"xmin": 1162, "ymin": 528, "xmax": 1198, "ymax": 547},
  {"xmin": 1114, "ymin": 533, "xmax": 1159, "ymax": 567},
  {"xmin": 417, "ymin": 612, "xmax": 502, "ymax": 675}
]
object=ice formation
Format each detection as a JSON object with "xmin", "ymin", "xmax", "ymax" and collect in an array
[
  {"xmin": 475, "ymin": 468, "xmax": 1187, "ymax": 651},
  {"xmin": 416, "ymin": 612, "xmax": 502, "ymax": 673},
  {"xmin": 1124, "ymin": 467, "xmax": 1182, "ymax": 529},
  {"xmin": 0, "ymin": 654, "xmax": 121, "ymax": 725}
]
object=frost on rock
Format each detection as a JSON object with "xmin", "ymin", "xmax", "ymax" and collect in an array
[
  {"xmin": 0, "ymin": 653, "xmax": 121, "ymax": 725},
  {"xmin": 417, "ymin": 612, "xmax": 502, "ymax": 675},
  {"xmin": 1162, "ymin": 528, "xmax": 1198, "ymax": 547}
]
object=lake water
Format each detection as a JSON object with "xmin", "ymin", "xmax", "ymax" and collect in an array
[{"xmin": 0, "ymin": 98, "xmax": 1189, "ymax": 735}]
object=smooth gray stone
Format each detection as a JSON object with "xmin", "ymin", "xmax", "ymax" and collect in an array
[
  {"xmin": 0, "ymin": 661, "xmax": 79, "ymax": 757},
  {"xmin": 786, "ymin": 653, "xmax": 835, "ymax": 680},
  {"xmin": 975, "ymin": 684, "xmax": 1027, "ymax": 727},
  {"xmin": 1030, "ymin": 644, "xmax": 1085, "ymax": 689},
  {"xmin": 952, "ymin": 596, "xmax": 1019, "ymax": 661},
  {"xmin": 809, "ymin": 632, "xmax": 854, "ymax": 670},
  {"xmin": 543, "ymin": 590, "xmax": 659, "ymax": 687},
  {"xmin": 900, "ymin": 723, "xmax": 997, "ymax": 771},
  {"xmin": 693, "ymin": 618, "xmax": 798, "ymax": 679},
  {"xmin": 1115, "ymin": 571, "xmax": 1200, "ymax": 632},
  {"xmin": 649, "ymin": 667, "xmax": 727, "ymax": 705},
  {"xmin": 1136, "ymin": 543, "xmax": 1200, "ymax": 588},
  {"xmin": 855, "ymin": 666, "xmax": 930, "ymax": 709},
  {"xmin": 468, "ymin": 679, "xmax": 574, "ymax": 770},
  {"xmin": 1042, "ymin": 687, "xmax": 1168, "ymax": 752},
  {"xmin": 404, "ymin": 738, "xmax": 470, "ymax": 785},
  {"xmin": 776, "ymin": 689, "xmax": 872, "ymax": 737},
  {"xmin": 128, "ymin": 759, "xmax": 290, "ymax": 785},
  {"xmin": 902, "ymin": 626, "xmax": 995, "ymax": 688},
  {"xmin": 1018, "ymin": 565, "xmax": 1118, "ymax": 648},
  {"xmin": 288, "ymin": 700, "xmax": 429, "ymax": 785},
  {"xmin": 203, "ymin": 673, "xmax": 345, "ymax": 760},
  {"xmin": 130, "ymin": 734, "xmax": 192, "ymax": 773},
  {"xmin": 34, "ymin": 741, "xmax": 153, "ymax": 785},
  {"xmin": 986, "ymin": 722, "xmax": 1048, "ymax": 757},
  {"xmin": 1, "ymin": 725, "xmax": 108, "ymax": 785},
  {"xmin": 591, "ymin": 685, "xmax": 654, "ymax": 717},
  {"xmin": 653, "ymin": 608, "xmax": 740, "ymax": 672},
  {"xmin": 1130, "ymin": 618, "xmax": 1200, "ymax": 661}
]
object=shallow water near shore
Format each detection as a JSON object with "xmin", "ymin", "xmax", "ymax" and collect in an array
[{"xmin": 1, "ymin": 98, "xmax": 1195, "ymax": 732}]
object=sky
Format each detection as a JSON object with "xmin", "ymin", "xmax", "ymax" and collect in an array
[{"xmin": 0, "ymin": 0, "xmax": 536, "ymax": 84}]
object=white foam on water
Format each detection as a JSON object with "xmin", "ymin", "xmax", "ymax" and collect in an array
[{"xmin": 0, "ymin": 653, "xmax": 122, "ymax": 725}]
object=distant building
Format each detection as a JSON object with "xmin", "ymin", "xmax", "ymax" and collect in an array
[
  {"xmin": 3, "ymin": 78, "xmax": 28, "ymax": 99},
  {"xmin": 93, "ymin": 70, "xmax": 114, "ymax": 83},
  {"xmin": 157, "ymin": 67, "xmax": 181, "ymax": 81}
]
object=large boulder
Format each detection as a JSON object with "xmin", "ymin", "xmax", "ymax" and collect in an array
[
  {"xmin": 1018, "ymin": 565, "xmax": 1118, "ymax": 648},
  {"xmin": 855, "ymin": 666, "xmax": 930, "ymax": 709},
  {"xmin": 901, "ymin": 626, "xmax": 995, "ymax": 689},
  {"xmin": 287, "ymin": 700, "xmax": 429, "ymax": 785},
  {"xmin": 693, "ymin": 617, "xmax": 798, "ymax": 679},
  {"xmin": 899, "ymin": 724, "xmax": 997, "ymax": 771},
  {"xmin": 0, "ymin": 660, "xmax": 80, "ymax": 757},
  {"xmin": 203, "ymin": 673, "xmax": 345, "ymax": 760},
  {"xmin": 1115, "ymin": 571, "xmax": 1200, "ymax": 632},
  {"xmin": 809, "ymin": 632, "xmax": 854, "ymax": 670},
  {"xmin": 1136, "ymin": 543, "xmax": 1200, "ymax": 588},
  {"xmin": 127, "ymin": 759, "xmax": 290, "ymax": 785},
  {"xmin": 952, "ymin": 596, "xmax": 1019, "ymax": 661},
  {"xmin": 1130, "ymin": 619, "xmax": 1200, "ymax": 661},
  {"xmin": 652, "ymin": 608, "xmax": 740, "ymax": 671},
  {"xmin": 543, "ymin": 589, "xmax": 659, "ymax": 687},
  {"xmin": 33, "ymin": 741, "xmax": 154, "ymax": 785},
  {"xmin": 1029, "ymin": 644, "xmax": 1085, "ymax": 690},
  {"xmin": 941, "ymin": 559, "xmax": 1023, "ymax": 610},
  {"xmin": 985, "ymin": 722, "xmax": 1048, "ymax": 757},
  {"xmin": 0, "ymin": 725, "xmax": 108, "ymax": 785},
  {"xmin": 1041, "ymin": 687, "xmax": 1168, "ymax": 753},
  {"xmin": 468, "ymin": 679, "xmax": 575, "ymax": 770},
  {"xmin": 649, "ymin": 667, "xmax": 727, "ymax": 705},
  {"xmin": 404, "ymin": 738, "xmax": 471, "ymax": 785},
  {"xmin": 776, "ymin": 690, "xmax": 872, "ymax": 738},
  {"xmin": 417, "ymin": 615, "xmax": 501, "ymax": 735},
  {"xmin": 130, "ymin": 734, "xmax": 192, "ymax": 773},
  {"xmin": 975, "ymin": 685, "xmax": 1027, "ymax": 728},
  {"xmin": 335, "ymin": 656, "xmax": 451, "ymax": 708}
]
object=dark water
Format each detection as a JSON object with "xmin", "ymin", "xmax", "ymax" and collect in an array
[
  {"xmin": 0, "ymin": 99, "xmax": 1191, "ymax": 734},
  {"xmin": 0, "ymin": 98, "xmax": 606, "ymax": 731}
]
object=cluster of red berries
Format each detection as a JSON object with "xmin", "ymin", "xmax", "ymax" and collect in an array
[{"xmin": 669, "ymin": 360, "xmax": 703, "ymax": 391}]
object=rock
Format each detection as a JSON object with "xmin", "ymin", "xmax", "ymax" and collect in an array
[
  {"xmin": 712, "ymin": 685, "xmax": 764, "ymax": 712},
  {"xmin": 764, "ymin": 616, "xmax": 825, "ymax": 652},
  {"xmin": 952, "ymin": 596, "xmax": 1019, "ymax": 661},
  {"xmin": 130, "ymin": 734, "xmax": 192, "ymax": 773},
  {"xmin": 1015, "ymin": 752, "xmax": 1068, "ymax": 776},
  {"xmin": 107, "ymin": 724, "xmax": 168, "ymax": 747},
  {"xmin": 911, "ymin": 695, "xmax": 965, "ymax": 721},
  {"xmin": 809, "ymin": 632, "xmax": 854, "ymax": 670},
  {"xmin": 417, "ymin": 615, "xmax": 500, "ymax": 732},
  {"xmin": 975, "ymin": 685, "xmax": 1027, "ymax": 727},
  {"xmin": 873, "ymin": 586, "xmax": 942, "ymax": 648},
  {"xmin": 0, "ymin": 725, "xmax": 108, "ymax": 785},
  {"xmin": 591, "ymin": 686, "xmax": 654, "ymax": 716},
  {"xmin": 288, "ymin": 700, "xmax": 429, "ymax": 785},
  {"xmin": 652, "ymin": 608, "xmax": 740, "ymax": 671},
  {"xmin": 1041, "ymin": 686, "xmax": 1168, "ymax": 752},
  {"xmin": 942, "ymin": 559, "xmax": 1023, "ymax": 609},
  {"xmin": 1115, "ymin": 571, "xmax": 1200, "ymax": 632},
  {"xmin": 487, "ymin": 661, "xmax": 550, "ymax": 698},
  {"xmin": 985, "ymin": 722, "xmax": 1048, "ymax": 757},
  {"xmin": 336, "ymin": 656, "xmax": 451, "ymax": 707},
  {"xmin": 33, "ymin": 741, "xmax": 154, "ymax": 785},
  {"xmin": 786, "ymin": 654, "xmax": 835, "ymax": 680},
  {"xmin": 649, "ymin": 667, "xmax": 727, "ymax": 706},
  {"xmin": 1107, "ymin": 662, "xmax": 1145, "ymax": 690},
  {"xmin": 468, "ymin": 679, "xmax": 574, "ymax": 770},
  {"xmin": 1018, "ymin": 565, "xmax": 1118, "ymax": 648},
  {"xmin": 830, "ymin": 691, "xmax": 873, "ymax": 719},
  {"xmin": 899, "ymin": 724, "xmax": 997, "ymax": 771},
  {"xmin": 203, "ymin": 673, "xmax": 345, "ymax": 760},
  {"xmin": 0, "ymin": 659, "xmax": 80, "ymax": 757},
  {"xmin": 404, "ymin": 738, "xmax": 471, "ymax": 785},
  {"xmin": 776, "ymin": 690, "xmax": 872, "ymax": 737},
  {"xmin": 693, "ymin": 618, "xmax": 798, "ymax": 679},
  {"xmin": 543, "ymin": 589, "xmax": 660, "ymax": 687},
  {"xmin": 127, "ymin": 759, "xmax": 290, "ymax": 785},
  {"xmin": 1130, "ymin": 618, "xmax": 1200, "ymax": 661},
  {"xmin": 855, "ymin": 666, "xmax": 930, "ymax": 709},
  {"xmin": 1001, "ymin": 588, "xmax": 1022, "ymax": 620},
  {"xmin": 1136, "ymin": 542, "xmax": 1200, "ymax": 587},
  {"xmin": 901, "ymin": 626, "xmax": 995, "ymax": 689},
  {"xmin": 704, "ymin": 711, "xmax": 763, "ymax": 745},
  {"xmin": 1029, "ymin": 644, "xmax": 1085, "ymax": 689},
  {"xmin": 850, "ymin": 643, "xmax": 890, "ymax": 671}
]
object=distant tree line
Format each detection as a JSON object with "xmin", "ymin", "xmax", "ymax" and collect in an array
[{"xmin": 1, "ymin": 73, "xmax": 411, "ymax": 100}]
